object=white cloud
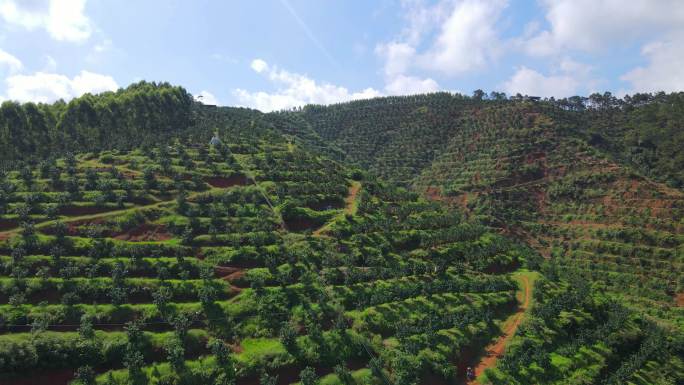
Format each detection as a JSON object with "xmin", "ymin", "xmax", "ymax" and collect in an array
[
  {"xmin": 398, "ymin": 0, "xmax": 451, "ymax": 45},
  {"xmin": 70, "ymin": 70, "xmax": 117, "ymax": 95},
  {"xmin": 375, "ymin": 42, "xmax": 440, "ymax": 95},
  {"xmin": 526, "ymin": 0, "xmax": 684, "ymax": 55},
  {"xmin": 0, "ymin": 0, "xmax": 92, "ymax": 42},
  {"xmin": 419, "ymin": 0, "xmax": 507, "ymax": 75},
  {"xmin": 502, "ymin": 66, "xmax": 579, "ymax": 97},
  {"xmin": 6, "ymin": 70, "xmax": 118, "ymax": 103},
  {"xmin": 0, "ymin": 48, "xmax": 22, "ymax": 73},
  {"xmin": 375, "ymin": 42, "xmax": 415, "ymax": 78},
  {"xmin": 621, "ymin": 37, "xmax": 684, "ymax": 93},
  {"xmin": 385, "ymin": 74, "xmax": 439, "ymax": 95},
  {"xmin": 195, "ymin": 90, "xmax": 220, "ymax": 105},
  {"xmin": 250, "ymin": 59, "xmax": 268, "ymax": 73},
  {"xmin": 374, "ymin": 0, "xmax": 505, "ymax": 94},
  {"xmin": 234, "ymin": 59, "xmax": 381, "ymax": 112}
]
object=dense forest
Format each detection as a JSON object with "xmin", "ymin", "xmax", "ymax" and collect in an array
[
  {"xmin": 0, "ymin": 81, "xmax": 194, "ymax": 165},
  {"xmin": 0, "ymin": 84, "xmax": 682, "ymax": 385}
]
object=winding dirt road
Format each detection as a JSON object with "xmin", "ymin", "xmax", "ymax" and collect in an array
[{"xmin": 467, "ymin": 275, "xmax": 531, "ymax": 384}]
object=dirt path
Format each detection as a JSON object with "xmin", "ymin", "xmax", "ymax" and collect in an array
[
  {"xmin": 313, "ymin": 181, "xmax": 361, "ymax": 236},
  {"xmin": 468, "ymin": 275, "xmax": 531, "ymax": 384},
  {"xmin": 344, "ymin": 181, "xmax": 361, "ymax": 215}
]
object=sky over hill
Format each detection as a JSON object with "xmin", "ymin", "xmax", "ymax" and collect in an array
[{"xmin": 0, "ymin": 0, "xmax": 683, "ymax": 110}]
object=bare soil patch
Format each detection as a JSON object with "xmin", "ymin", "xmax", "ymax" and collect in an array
[
  {"xmin": 205, "ymin": 174, "xmax": 249, "ymax": 188},
  {"xmin": 307, "ymin": 198, "xmax": 344, "ymax": 211},
  {"xmin": 676, "ymin": 292, "xmax": 684, "ymax": 307},
  {"xmin": 3, "ymin": 368, "xmax": 75, "ymax": 385},
  {"xmin": 58, "ymin": 205, "xmax": 112, "ymax": 216},
  {"xmin": 284, "ymin": 217, "xmax": 318, "ymax": 232},
  {"xmin": 113, "ymin": 224, "xmax": 172, "ymax": 242},
  {"xmin": 0, "ymin": 218, "xmax": 19, "ymax": 231}
]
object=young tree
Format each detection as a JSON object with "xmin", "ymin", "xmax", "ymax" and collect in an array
[
  {"xmin": 124, "ymin": 320, "xmax": 146, "ymax": 385},
  {"xmin": 208, "ymin": 338, "xmax": 236, "ymax": 385},
  {"xmin": 78, "ymin": 313, "xmax": 95, "ymax": 339},
  {"xmin": 74, "ymin": 365, "xmax": 96, "ymax": 385},
  {"xmin": 334, "ymin": 364, "xmax": 354, "ymax": 385},
  {"xmin": 259, "ymin": 372, "xmax": 278, "ymax": 385},
  {"xmin": 300, "ymin": 367, "xmax": 318, "ymax": 385},
  {"xmin": 165, "ymin": 335, "xmax": 185, "ymax": 372}
]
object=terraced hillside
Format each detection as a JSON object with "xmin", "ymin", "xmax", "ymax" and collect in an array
[
  {"xmin": 279, "ymin": 96, "xmax": 684, "ymax": 327},
  {"xmin": 273, "ymin": 94, "xmax": 684, "ymax": 383},
  {"xmin": 412, "ymin": 104, "xmax": 684, "ymax": 327},
  {"xmin": 0, "ymin": 118, "xmax": 538, "ymax": 385},
  {"xmin": 1, "ymin": 87, "xmax": 682, "ymax": 385},
  {"xmin": 274, "ymin": 93, "xmax": 478, "ymax": 184}
]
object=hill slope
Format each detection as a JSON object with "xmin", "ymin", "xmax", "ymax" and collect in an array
[
  {"xmin": 0, "ymin": 115, "xmax": 540, "ymax": 385},
  {"xmin": 0, "ymin": 85, "xmax": 681, "ymax": 385},
  {"xmin": 278, "ymin": 94, "xmax": 684, "ymax": 326}
]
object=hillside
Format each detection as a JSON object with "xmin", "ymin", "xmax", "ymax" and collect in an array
[
  {"xmin": 282, "ymin": 92, "xmax": 684, "ymax": 188},
  {"xmin": 0, "ymin": 86, "xmax": 681, "ymax": 385},
  {"xmin": 0, "ymin": 116, "xmax": 540, "ymax": 385},
  {"xmin": 279, "ymin": 95, "xmax": 684, "ymax": 324},
  {"xmin": 413, "ymin": 103, "xmax": 684, "ymax": 326}
]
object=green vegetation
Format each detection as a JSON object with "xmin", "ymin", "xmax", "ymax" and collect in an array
[{"xmin": 0, "ymin": 85, "xmax": 681, "ymax": 385}]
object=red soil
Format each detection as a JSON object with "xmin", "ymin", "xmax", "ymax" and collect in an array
[
  {"xmin": 425, "ymin": 186, "xmax": 443, "ymax": 201},
  {"xmin": 205, "ymin": 174, "xmax": 249, "ymax": 188},
  {"xmin": 3, "ymin": 368, "xmax": 75, "ymax": 385},
  {"xmin": 113, "ymin": 223, "xmax": 172, "ymax": 242},
  {"xmin": 308, "ymin": 199, "xmax": 344, "ymax": 211},
  {"xmin": 0, "ymin": 218, "xmax": 19, "ymax": 231},
  {"xmin": 345, "ymin": 183, "xmax": 361, "ymax": 213},
  {"xmin": 215, "ymin": 266, "xmax": 249, "ymax": 289},
  {"xmin": 676, "ymin": 292, "xmax": 684, "ymax": 307},
  {"xmin": 236, "ymin": 360, "xmax": 364, "ymax": 385},
  {"xmin": 467, "ymin": 276, "xmax": 531, "ymax": 384},
  {"xmin": 214, "ymin": 265, "xmax": 242, "ymax": 276},
  {"xmin": 58, "ymin": 205, "xmax": 112, "ymax": 216},
  {"xmin": 284, "ymin": 217, "xmax": 318, "ymax": 232},
  {"xmin": 223, "ymin": 270, "xmax": 246, "ymax": 282}
]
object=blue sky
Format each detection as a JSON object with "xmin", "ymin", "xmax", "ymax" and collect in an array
[{"xmin": 1, "ymin": 0, "xmax": 683, "ymax": 111}]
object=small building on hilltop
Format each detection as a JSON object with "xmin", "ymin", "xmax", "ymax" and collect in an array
[{"xmin": 209, "ymin": 131, "xmax": 222, "ymax": 146}]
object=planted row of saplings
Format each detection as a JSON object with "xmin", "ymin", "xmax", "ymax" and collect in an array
[
  {"xmin": 175, "ymin": 216, "xmax": 281, "ymax": 237},
  {"xmin": 543, "ymin": 210, "xmax": 679, "ymax": 232},
  {"xmin": 533, "ymin": 222, "xmax": 682, "ymax": 249},
  {"xmin": 8, "ymin": 236, "xmax": 191, "ymax": 259},
  {"xmin": 558, "ymin": 256, "xmax": 678, "ymax": 285},
  {"xmin": 93, "ymin": 331, "xmax": 371, "ymax": 385},
  {"xmin": 0, "ymin": 296, "xmax": 244, "ymax": 331},
  {"xmin": 270, "ymin": 177, "xmax": 348, "ymax": 195},
  {"xmin": 350, "ymin": 290, "xmax": 515, "ymax": 336},
  {"xmin": 181, "ymin": 202, "xmax": 273, "ymax": 218},
  {"xmin": 556, "ymin": 265, "xmax": 675, "ymax": 302},
  {"xmin": 568, "ymin": 239, "xmax": 676, "ymax": 260},
  {"xmin": 0, "ymin": 328, "xmax": 210, "ymax": 375},
  {"xmin": 0, "ymin": 256, "xmax": 206, "ymax": 279},
  {"xmin": 1, "ymin": 172, "xmax": 194, "ymax": 198},
  {"xmin": 332, "ymin": 273, "xmax": 516, "ymax": 310},
  {"xmin": 234, "ymin": 256, "xmax": 435, "ymax": 290},
  {"xmin": 0, "ymin": 277, "xmax": 231, "ymax": 305},
  {"xmin": 562, "ymin": 249, "xmax": 681, "ymax": 273}
]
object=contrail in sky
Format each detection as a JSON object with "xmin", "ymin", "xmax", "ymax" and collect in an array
[{"xmin": 279, "ymin": 0, "xmax": 341, "ymax": 69}]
